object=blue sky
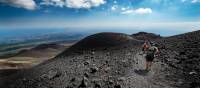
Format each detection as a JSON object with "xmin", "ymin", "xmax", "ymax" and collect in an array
[{"xmin": 0, "ymin": 0, "xmax": 200, "ymax": 35}]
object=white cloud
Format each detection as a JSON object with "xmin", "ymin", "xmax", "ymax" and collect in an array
[
  {"xmin": 121, "ymin": 7, "xmax": 126, "ymax": 11},
  {"xmin": 40, "ymin": 0, "xmax": 106, "ymax": 9},
  {"xmin": 0, "ymin": 0, "xmax": 37, "ymax": 10},
  {"xmin": 134, "ymin": 8, "xmax": 152, "ymax": 14},
  {"xmin": 121, "ymin": 10, "xmax": 134, "ymax": 14},
  {"xmin": 191, "ymin": 0, "xmax": 200, "ymax": 3},
  {"xmin": 40, "ymin": 0, "xmax": 65, "ymax": 7},
  {"xmin": 121, "ymin": 8, "xmax": 152, "ymax": 15},
  {"xmin": 111, "ymin": 6, "xmax": 116, "ymax": 11},
  {"xmin": 66, "ymin": 0, "xmax": 106, "ymax": 9},
  {"xmin": 182, "ymin": 0, "xmax": 200, "ymax": 3},
  {"xmin": 113, "ymin": 1, "xmax": 117, "ymax": 4}
]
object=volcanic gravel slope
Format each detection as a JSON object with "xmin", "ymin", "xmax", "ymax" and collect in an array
[
  {"xmin": 57, "ymin": 32, "xmax": 141, "ymax": 57},
  {"xmin": 157, "ymin": 30, "xmax": 200, "ymax": 88},
  {"xmin": 1, "ymin": 31, "xmax": 199, "ymax": 88}
]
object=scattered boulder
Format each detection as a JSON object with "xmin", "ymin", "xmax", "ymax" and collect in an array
[
  {"xmin": 94, "ymin": 82, "xmax": 101, "ymax": 88},
  {"xmin": 70, "ymin": 78, "xmax": 76, "ymax": 82},
  {"xmin": 114, "ymin": 84, "xmax": 121, "ymax": 88},
  {"xmin": 84, "ymin": 61, "xmax": 90, "ymax": 66},
  {"xmin": 90, "ymin": 66, "xmax": 99, "ymax": 74},
  {"xmin": 47, "ymin": 70, "xmax": 62, "ymax": 80},
  {"xmin": 78, "ymin": 77, "xmax": 88, "ymax": 88},
  {"xmin": 84, "ymin": 73, "xmax": 89, "ymax": 78}
]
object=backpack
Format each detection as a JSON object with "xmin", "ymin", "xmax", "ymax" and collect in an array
[{"xmin": 147, "ymin": 46, "xmax": 157, "ymax": 56}]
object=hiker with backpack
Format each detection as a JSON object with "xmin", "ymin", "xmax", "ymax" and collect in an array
[{"xmin": 145, "ymin": 42, "xmax": 159, "ymax": 71}]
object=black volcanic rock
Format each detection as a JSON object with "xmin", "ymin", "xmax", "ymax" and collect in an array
[
  {"xmin": 57, "ymin": 32, "xmax": 141, "ymax": 57},
  {"xmin": 158, "ymin": 30, "xmax": 200, "ymax": 88},
  {"xmin": 132, "ymin": 32, "xmax": 161, "ymax": 40},
  {"xmin": 69, "ymin": 32, "xmax": 137, "ymax": 50}
]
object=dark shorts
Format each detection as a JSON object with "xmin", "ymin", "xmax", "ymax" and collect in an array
[
  {"xmin": 146, "ymin": 54, "xmax": 154, "ymax": 62},
  {"xmin": 142, "ymin": 47, "xmax": 147, "ymax": 51},
  {"xmin": 142, "ymin": 47, "xmax": 145, "ymax": 51}
]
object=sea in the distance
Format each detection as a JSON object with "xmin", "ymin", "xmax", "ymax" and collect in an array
[{"xmin": 0, "ymin": 28, "xmax": 193, "ymax": 45}]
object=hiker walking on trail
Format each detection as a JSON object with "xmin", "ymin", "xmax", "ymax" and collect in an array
[
  {"xmin": 145, "ymin": 42, "xmax": 159, "ymax": 71},
  {"xmin": 142, "ymin": 41, "xmax": 149, "ymax": 54}
]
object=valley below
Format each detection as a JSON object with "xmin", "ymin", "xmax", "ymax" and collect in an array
[{"xmin": 0, "ymin": 42, "xmax": 75, "ymax": 70}]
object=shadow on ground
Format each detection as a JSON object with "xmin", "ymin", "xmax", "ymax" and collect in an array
[{"xmin": 134, "ymin": 69, "xmax": 149, "ymax": 76}]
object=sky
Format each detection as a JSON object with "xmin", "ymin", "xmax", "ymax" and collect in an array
[{"xmin": 0, "ymin": 0, "xmax": 200, "ymax": 35}]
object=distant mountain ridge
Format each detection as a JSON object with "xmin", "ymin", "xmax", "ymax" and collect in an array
[
  {"xmin": 0, "ymin": 32, "xmax": 87, "ymax": 57},
  {"xmin": 0, "ymin": 43, "xmax": 67, "ymax": 59},
  {"xmin": 132, "ymin": 32, "xmax": 162, "ymax": 40},
  {"xmin": 16, "ymin": 43, "xmax": 66, "ymax": 58}
]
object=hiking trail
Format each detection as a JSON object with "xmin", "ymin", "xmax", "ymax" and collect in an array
[{"xmin": 125, "ymin": 51, "xmax": 170, "ymax": 88}]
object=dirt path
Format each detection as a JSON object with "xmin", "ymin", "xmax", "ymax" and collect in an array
[
  {"xmin": 124, "ymin": 52, "xmax": 154, "ymax": 88},
  {"xmin": 124, "ymin": 51, "xmax": 170, "ymax": 88}
]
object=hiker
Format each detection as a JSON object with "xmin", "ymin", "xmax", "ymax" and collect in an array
[
  {"xmin": 145, "ymin": 42, "xmax": 159, "ymax": 71},
  {"xmin": 142, "ymin": 41, "xmax": 149, "ymax": 54}
]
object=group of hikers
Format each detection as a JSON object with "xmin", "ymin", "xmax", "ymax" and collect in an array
[{"xmin": 141, "ymin": 40, "xmax": 159, "ymax": 71}]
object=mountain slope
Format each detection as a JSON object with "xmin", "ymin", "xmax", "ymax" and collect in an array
[
  {"xmin": 3, "ymin": 46, "xmax": 171, "ymax": 88},
  {"xmin": 1, "ymin": 31, "xmax": 199, "ymax": 88},
  {"xmin": 68, "ymin": 32, "xmax": 139, "ymax": 50},
  {"xmin": 57, "ymin": 32, "xmax": 142, "ymax": 57},
  {"xmin": 158, "ymin": 30, "xmax": 200, "ymax": 88},
  {"xmin": 16, "ymin": 43, "xmax": 66, "ymax": 58}
]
